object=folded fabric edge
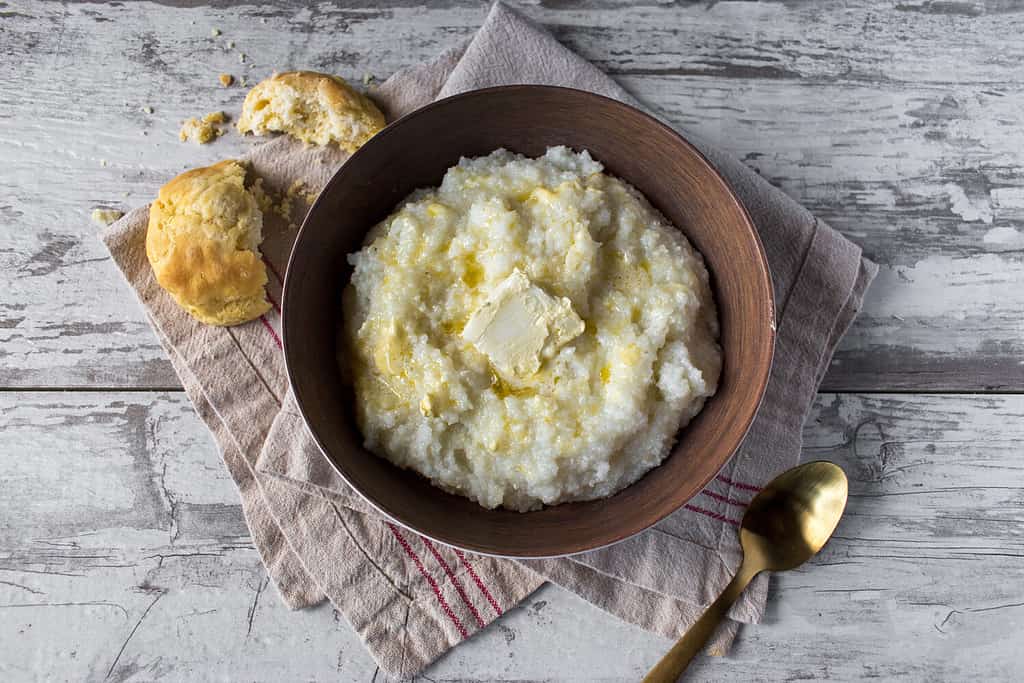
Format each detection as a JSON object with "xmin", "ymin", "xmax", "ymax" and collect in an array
[
  {"xmin": 151, "ymin": 316, "xmax": 329, "ymax": 611},
  {"xmin": 257, "ymin": 463, "xmax": 544, "ymax": 620},
  {"xmin": 97, "ymin": 218, "xmax": 328, "ymax": 611},
  {"xmin": 254, "ymin": 472, "xmax": 547, "ymax": 677},
  {"xmin": 816, "ymin": 256, "xmax": 879, "ymax": 387},
  {"xmin": 546, "ymin": 526, "xmax": 766, "ymax": 625},
  {"xmin": 529, "ymin": 556, "xmax": 743, "ymax": 654}
]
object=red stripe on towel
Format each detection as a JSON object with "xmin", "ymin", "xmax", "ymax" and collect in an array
[
  {"xmin": 684, "ymin": 504, "xmax": 741, "ymax": 527},
  {"xmin": 699, "ymin": 489, "xmax": 749, "ymax": 508},
  {"xmin": 260, "ymin": 315, "xmax": 282, "ymax": 349},
  {"xmin": 422, "ymin": 538, "xmax": 486, "ymax": 628},
  {"xmin": 716, "ymin": 474, "xmax": 762, "ymax": 492},
  {"xmin": 388, "ymin": 524, "xmax": 468, "ymax": 639},
  {"xmin": 453, "ymin": 548, "xmax": 503, "ymax": 616}
]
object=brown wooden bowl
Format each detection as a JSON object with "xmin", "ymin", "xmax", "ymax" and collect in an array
[{"xmin": 283, "ymin": 85, "xmax": 774, "ymax": 558}]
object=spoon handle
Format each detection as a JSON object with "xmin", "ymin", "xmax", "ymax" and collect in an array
[{"xmin": 641, "ymin": 563, "xmax": 759, "ymax": 682}]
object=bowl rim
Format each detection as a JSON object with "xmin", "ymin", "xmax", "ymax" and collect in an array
[{"xmin": 282, "ymin": 84, "xmax": 776, "ymax": 558}]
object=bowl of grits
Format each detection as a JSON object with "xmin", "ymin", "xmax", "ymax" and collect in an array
[{"xmin": 283, "ymin": 86, "xmax": 774, "ymax": 557}]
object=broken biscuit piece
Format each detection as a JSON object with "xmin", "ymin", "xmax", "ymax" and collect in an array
[
  {"xmin": 179, "ymin": 111, "xmax": 228, "ymax": 144},
  {"xmin": 236, "ymin": 70, "xmax": 385, "ymax": 152},
  {"xmin": 145, "ymin": 160, "xmax": 271, "ymax": 326},
  {"xmin": 91, "ymin": 208, "xmax": 124, "ymax": 227}
]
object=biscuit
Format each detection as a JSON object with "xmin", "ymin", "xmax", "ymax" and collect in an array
[
  {"xmin": 236, "ymin": 71, "xmax": 385, "ymax": 152},
  {"xmin": 146, "ymin": 160, "xmax": 271, "ymax": 326}
]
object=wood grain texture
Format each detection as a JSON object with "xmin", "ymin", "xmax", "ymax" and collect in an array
[
  {"xmin": 2, "ymin": 391, "xmax": 1022, "ymax": 681},
  {"xmin": 1, "ymin": 0, "xmax": 1023, "ymax": 389}
]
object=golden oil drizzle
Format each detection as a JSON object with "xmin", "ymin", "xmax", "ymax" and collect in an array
[
  {"xmin": 489, "ymin": 370, "xmax": 536, "ymax": 399},
  {"xmin": 461, "ymin": 254, "xmax": 484, "ymax": 288}
]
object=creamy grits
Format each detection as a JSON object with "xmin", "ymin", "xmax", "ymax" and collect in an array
[{"xmin": 342, "ymin": 147, "xmax": 721, "ymax": 511}]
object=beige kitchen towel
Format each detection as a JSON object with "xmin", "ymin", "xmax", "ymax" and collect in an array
[{"xmin": 101, "ymin": 2, "xmax": 877, "ymax": 677}]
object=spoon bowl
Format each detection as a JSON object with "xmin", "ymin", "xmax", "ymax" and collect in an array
[
  {"xmin": 741, "ymin": 461, "xmax": 849, "ymax": 572},
  {"xmin": 643, "ymin": 461, "xmax": 849, "ymax": 682}
]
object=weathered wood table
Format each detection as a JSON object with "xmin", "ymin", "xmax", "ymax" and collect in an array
[{"xmin": 3, "ymin": 1, "xmax": 1023, "ymax": 680}]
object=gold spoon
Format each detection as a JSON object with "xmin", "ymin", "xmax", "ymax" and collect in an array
[{"xmin": 642, "ymin": 461, "xmax": 849, "ymax": 682}]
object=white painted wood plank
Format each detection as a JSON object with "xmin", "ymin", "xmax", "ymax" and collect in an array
[
  {"xmin": 1, "ymin": 1, "xmax": 1024, "ymax": 389},
  {"xmin": 2, "ymin": 391, "xmax": 1022, "ymax": 680}
]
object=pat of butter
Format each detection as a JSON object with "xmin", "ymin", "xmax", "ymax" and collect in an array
[{"xmin": 462, "ymin": 269, "xmax": 584, "ymax": 381}]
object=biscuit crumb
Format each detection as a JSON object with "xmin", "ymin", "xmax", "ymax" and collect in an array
[
  {"xmin": 272, "ymin": 183, "xmax": 293, "ymax": 220},
  {"xmin": 142, "ymin": 106, "xmax": 154, "ymax": 114},
  {"xmin": 100, "ymin": 159, "xmax": 108, "ymax": 167},
  {"xmin": 238, "ymin": 52, "xmax": 247, "ymax": 63},
  {"xmin": 260, "ymin": 17, "xmax": 267, "ymax": 24},
  {"xmin": 219, "ymin": 73, "xmax": 234, "ymax": 87},
  {"xmin": 277, "ymin": 193, "xmax": 293, "ymax": 220},
  {"xmin": 249, "ymin": 178, "xmax": 276, "ymax": 215},
  {"xmin": 226, "ymin": 40, "xmax": 235, "ymax": 49},
  {"xmin": 362, "ymin": 73, "xmax": 374, "ymax": 86},
  {"xmin": 179, "ymin": 111, "xmax": 228, "ymax": 144},
  {"xmin": 288, "ymin": 178, "xmax": 320, "ymax": 205},
  {"xmin": 249, "ymin": 178, "xmax": 317, "ymax": 224},
  {"xmin": 211, "ymin": 28, "xmax": 221, "ymax": 37},
  {"xmin": 279, "ymin": 179, "xmax": 314, "ymax": 220},
  {"xmin": 91, "ymin": 208, "xmax": 124, "ymax": 227}
]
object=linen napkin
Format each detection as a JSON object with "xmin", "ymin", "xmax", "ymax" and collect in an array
[{"xmin": 101, "ymin": 2, "xmax": 877, "ymax": 677}]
